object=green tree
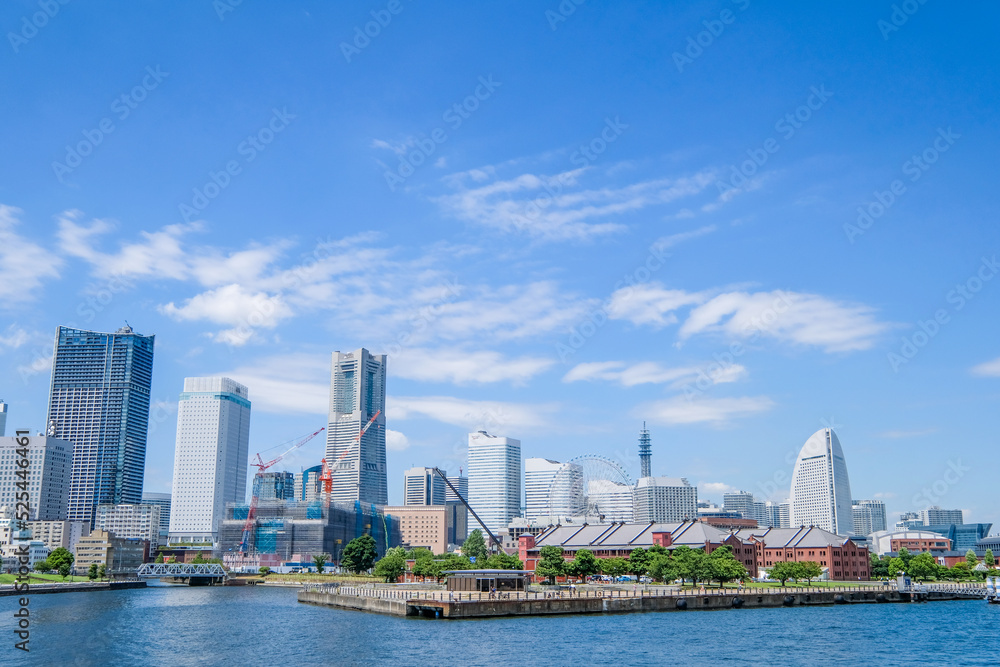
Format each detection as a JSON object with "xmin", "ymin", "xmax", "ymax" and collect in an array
[
  {"xmin": 648, "ymin": 553, "xmax": 678, "ymax": 583},
  {"xmin": 966, "ymin": 549, "xmax": 979, "ymax": 566},
  {"xmin": 154, "ymin": 553, "xmax": 165, "ymax": 564},
  {"xmin": 436, "ymin": 553, "xmax": 473, "ymax": 581},
  {"xmin": 870, "ymin": 553, "xmax": 889, "ymax": 578},
  {"xmin": 948, "ymin": 561, "xmax": 971, "ymax": 581},
  {"xmin": 535, "ymin": 546, "xmax": 566, "ymax": 584},
  {"xmin": 341, "ymin": 534, "xmax": 378, "ymax": 573},
  {"xmin": 312, "ymin": 553, "xmax": 329, "ymax": 574},
  {"xmin": 373, "ymin": 547, "xmax": 407, "ymax": 583},
  {"xmin": 59, "ymin": 563, "xmax": 72, "ymax": 579},
  {"xmin": 484, "ymin": 551, "xmax": 522, "ymax": 570},
  {"xmin": 462, "ymin": 530, "xmax": 488, "ymax": 564},
  {"xmin": 897, "ymin": 547, "xmax": 912, "ymax": 567},
  {"xmin": 670, "ymin": 546, "xmax": 695, "ymax": 584},
  {"xmin": 98, "ymin": 564, "xmax": 107, "ymax": 580},
  {"xmin": 628, "ymin": 547, "xmax": 650, "ymax": 577},
  {"xmin": 258, "ymin": 566, "xmax": 271, "ymax": 576},
  {"xmin": 886, "ymin": 557, "xmax": 905, "ymax": 578},
  {"xmin": 88, "ymin": 563, "xmax": 99, "ymax": 580},
  {"xmin": 47, "ymin": 547, "xmax": 75, "ymax": 571},
  {"xmin": 986, "ymin": 550, "xmax": 995, "ymax": 568},
  {"xmin": 34, "ymin": 560, "xmax": 51, "ymax": 573},
  {"xmin": 798, "ymin": 561, "xmax": 823, "ymax": 584},
  {"xmin": 769, "ymin": 561, "xmax": 801, "ymax": 585},
  {"xmin": 908, "ymin": 552, "xmax": 937, "ymax": 581},
  {"xmin": 599, "ymin": 557, "xmax": 630, "ymax": 580},
  {"xmin": 707, "ymin": 547, "xmax": 748, "ymax": 587},
  {"xmin": 568, "ymin": 549, "xmax": 600, "ymax": 581}
]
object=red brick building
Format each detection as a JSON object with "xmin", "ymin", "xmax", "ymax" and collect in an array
[{"xmin": 733, "ymin": 526, "xmax": 871, "ymax": 581}]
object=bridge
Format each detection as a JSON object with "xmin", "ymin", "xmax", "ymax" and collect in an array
[{"xmin": 136, "ymin": 563, "xmax": 228, "ymax": 585}]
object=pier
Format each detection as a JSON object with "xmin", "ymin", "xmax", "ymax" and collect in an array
[{"xmin": 298, "ymin": 583, "xmax": 986, "ymax": 618}]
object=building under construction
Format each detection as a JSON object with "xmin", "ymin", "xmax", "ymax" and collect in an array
[{"xmin": 219, "ymin": 499, "xmax": 401, "ymax": 569}]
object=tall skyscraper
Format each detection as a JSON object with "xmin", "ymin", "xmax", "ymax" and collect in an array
[
  {"xmin": 633, "ymin": 477, "xmax": 697, "ymax": 523},
  {"xmin": 256, "ymin": 471, "xmax": 295, "ymax": 501},
  {"xmin": 0, "ymin": 400, "xmax": 7, "ymax": 436},
  {"xmin": 765, "ymin": 500, "xmax": 791, "ymax": 528},
  {"xmin": 168, "ymin": 377, "xmax": 250, "ymax": 546},
  {"xmin": 789, "ymin": 428, "xmax": 854, "ymax": 534},
  {"xmin": 142, "ymin": 492, "xmax": 172, "ymax": 546},
  {"xmin": 921, "ymin": 506, "xmax": 964, "ymax": 526},
  {"xmin": 326, "ymin": 349, "xmax": 387, "ymax": 505},
  {"xmin": 724, "ymin": 490, "xmax": 767, "ymax": 526},
  {"xmin": 47, "ymin": 325, "xmax": 154, "ymax": 527},
  {"xmin": 852, "ymin": 499, "xmax": 888, "ymax": 535},
  {"xmin": 404, "ymin": 466, "xmax": 447, "ymax": 506},
  {"xmin": 446, "ymin": 472, "xmax": 469, "ymax": 543},
  {"xmin": 524, "ymin": 458, "xmax": 584, "ymax": 521},
  {"xmin": 467, "ymin": 431, "xmax": 520, "ymax": 535},
  {"xmin": 0, "ymin": 435, "xmax": 72, "ymax": 520},
  {"xmin": 638, "ymin": 423, "xmax": 651, "ymax": 479}
]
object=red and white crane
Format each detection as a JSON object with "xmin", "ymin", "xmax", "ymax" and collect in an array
[
  {"xmin": 318, "ymin": 410, "xmax": 381, "ymax": 501},
  {"xmin": 238, "ymin": 427, "xmax": 325, "ymax": 553}
]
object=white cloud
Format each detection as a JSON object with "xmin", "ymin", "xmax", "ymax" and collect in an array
[
  {"xmin": 563, "ymin": 360, "xmax": 747, "ymax": 387},
  {"xmin": 698, "ymin": 482, "xmax": 739, "ymax": 498},
  {"xmin": 652, "ymin": 225, "xmax": 717, "ymax": 251},
  {"xmin": 220, "ymin": 354, "xmax": 328, "ymax": 415},
  {"xmin": 391, "ymin": 348, "xmax": 554, "ymax": 385},
  {"xmin": 607, "ymin": 281, "xmax": 888, "ymax": 353},
  {"xmin": 386, "ymin": 429, "xmax": 410, "ymax": 451},
  {"xmin": 160, "ymin": 284, "xmax": 294, "ymax": 346},
  {"xmin": 0, "ymin": 325, "xmax": 30, "ymax": 351},
  {"xmin": 0, "ymin": 205, "xmax": 62, "ymax": 304},
  {"xmin": 971, "ymin": 357, "xmax": 1000, "ymax": 377},
  {"xmin": 434, "ymin": 166, "xmax": 716, "ymax": 241},
  {"xmin": 636, "ymin": 395, "xmax": 774, "ymax": 425},
  {"xmin": 387, "ymin": 395, "xmax": 558, "ymax": 432}
]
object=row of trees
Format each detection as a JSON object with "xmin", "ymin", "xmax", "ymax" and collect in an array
[
  {"xmin": 870, "ymin": 548, "xmax": 997, "ymax": 582},
  {"xmin": 534, "ymin": 545, "xmax": 749, "ymax": 587},
  {"xmin": 373, "ymin": 530, "xmax": 524, "ymax": 583},
  {"xmin": 32, "ymin": 547, "xmax": 75, "ymax": 579}
]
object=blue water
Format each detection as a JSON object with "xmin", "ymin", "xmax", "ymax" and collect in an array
[{"xmin": 5, "ymin": 584, "xmax": 998, "ymax": 665}]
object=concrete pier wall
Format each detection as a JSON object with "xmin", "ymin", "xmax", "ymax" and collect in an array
[{"xmin": 299, "ymin": 590, "xmax": 409, "ymax": 616}]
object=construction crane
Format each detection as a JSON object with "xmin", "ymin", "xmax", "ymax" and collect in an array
[
  {"xmin": 238, "ymin": 427, "xmax": 326, "ymax": 553},
  {"xmin": 318, "ymin": 410, "xmax": 382, "ymax": 502},
  {"xmin": 431, "ymin": 467, "xmax": 504, "ymax": 554}
]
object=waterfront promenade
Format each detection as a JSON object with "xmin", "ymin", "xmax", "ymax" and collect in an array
[{"xmin": 299, "ymin": 581, "xmax": 985, "ymax": 618}]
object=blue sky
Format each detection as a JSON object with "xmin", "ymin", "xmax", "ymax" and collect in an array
[{"xmin": 1, "ymin": 1, "xmax": 998, "ymax": 525}]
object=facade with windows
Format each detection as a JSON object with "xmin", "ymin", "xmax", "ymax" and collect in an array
[
  {"xmin": 468, "ymin": 431, "xmax": 521, "ymax": 535},
  {"xmin": 142, "ymin": 492, "xmax": 172, "ymax": 547},
  {"xmin": 734, "ymin": 526, "xmax": 871, "ymax": 581},
  {"xmin": 403, "ymin": 466, "xmax": 447, "ymax": 506},
  {"xmin": 326, "ymin": 349, "xmax": 387, "ymax": 505},
  {"xmin": 724, "ymin": 490, "xmax": 767, "ymax": 527},
  {"xmin": 524, "ymin": 458, "xmax": 584, "ymax": 522},
  {"xmin": 169, "ymin": 377, "xmax": 250, "ymax": 546},
  {"xmin": 446, "ymin": 474, "xmax": 469, "ymax": 543},
  {"xmin": 385, "ymin": 505, "xmax": 451, "ymax": 554},
  {"xmin": 256, "ymin": 472, "xmax": 295, "ymax": 501},
  {"xmin": 26, "ymin": 520, "xmax": 90, "ymax": 553},
  {"xmin": 294, "ymin": 465, "xmax": 323, "ymax": 502},
  {"xmin": 0, "ymin": 435, "xmax": 72, "ymax": 520},
  {"xmin": 96, "ymin": 503, "xmax": 161, "ymax": 550},
  {"xmin": 852, "ymin": 499, "xmax": 888, "ymax": 535},
  {"xmin": 47, "ymin": 325, "xmax": 154, "ymax": 527},
  {"xmin": 789, "ymin": 428, "xmax": 854, "ymax": 534},
  {"xmin": 920, "ymin": 506, "xmax": 964, "ymax": 526},
  {"xmin": 634, "ymin": 476, "xmax": 698, "ymax": 523}
]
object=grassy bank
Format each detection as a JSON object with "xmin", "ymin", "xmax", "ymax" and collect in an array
[{"xmin": 0, "ymin": 573, "xmax": 92, "ymax": 584}]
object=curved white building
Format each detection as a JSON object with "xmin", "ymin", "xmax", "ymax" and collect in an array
[{"xmin": 789, "ymin": 428, "xmax": 854, "ymax": 535}]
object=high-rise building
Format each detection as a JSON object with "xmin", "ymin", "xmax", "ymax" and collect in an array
[
  {"xmin": 95, "ymin": 503, "xmax": 160, "ymax": 550},
  {"xmin": 446, "ymin": 473, "xmax": 469, "ymax": 544},
  {"xmin": 47, "ymin": 325, "xmax": 154, "ymax": 527},
  {"xmin": 638, "ymin": 423, "xmax": 652, "ymax": 479},
  {"xmin": 384, "ymin": 505, "xmax": 451, "ymax": 554},
  {"xmin": 896, "ymin": 511, "xmax": 923, "ymax": 530},
  {"xmin": 634, "ymin": 477, "xmax": 697, "ymax": 523},
  {"xmin": 852, "ymin": 499, "xmax": 888, "ymax": 535},
  {"xmin": 724, "ymin": 491, "xmax": 767, "ymax": 526},
  {"xmin": 789, "ymin": 428, "xmax": 853, "ymax": 534},
  {"xmin": 168, "ymin": 377, "xmax": 250, "ymax": 546},
  {"xmin": 142, "ymin": 492, "xmax": 172, "ymax": 546},
  {"xmin": 764, "ymin": 500, "xmax": 791, "ymax": 529},
  {"xmin": 0, "ymin": 400, "xmax": 7, "ymax": 436},
  {"xmin": 587, "ymin": 479, "xmax": 635, "ymax": 522},
  {"xmin": 524, "ymin": 458, "xmax": 584, "ymax": 521},
  {"xmin": 25, "ymin": 520, "xmax": 90, "ymax": 553},
  {"xmin": 256, "ymin": 472, "xmax": 295, "ymax": 501},
  {"xmin": 467, "ymin": 431, "xmax": 521, "ymax": 535},
  {"xmin": 403, "ymin": 466, "xmax": 447, "ymax": 506},
  {"xmin": 0, "ymin": 435, "xmax": 73, "ymax": 520},
  {"xmin": 326, "ymin": 349, "xmax": 387, "ymax": 505},
  {"xmin": 294, "ymin": 465, "xmax": 323, "ymax": 502},
  {"xmin": 921, "ymin": 506, "xmax": 964, "ymax": 526}
]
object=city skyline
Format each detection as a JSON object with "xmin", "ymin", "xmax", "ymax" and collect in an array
[{"xmin": 2, "ymin": 3, "xmax": 998, "ymax": 529}]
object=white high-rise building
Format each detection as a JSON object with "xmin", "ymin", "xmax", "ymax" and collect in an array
[
  {"xmin": 326, "ymin": 349, "xmax": 387, "ymax": 505},
  {"xmin": 852, "ymin": 499, "xmax": 888, "ymax": 535},
  {"xmin": 0, "ymin": 435, "xmax": 72, "ymax": 520},
  {"xmin": 587, "ymin": 479, "xmax": 635, "ymax": 522},
  {"xmin": 168, "ymin": 377, "xmax": 251, "ymax": 546},
  {"xmin": 404, "ymin": 467, "xmax": 447, "ymax": 506},
  {"xmin": 467, "ymin": 431, "xmax": 520, "ymax": 535},
  {"xmin": 96, "ymin": 503, "xmax": 161, "ymax": 550},
  {"xmin": 724, "ymin": 490, "xmax": 767, "ymax": 526},
  {"xmin": 524, "ymin": 458, "xmax": 584, "ymax": 521},
  {"xmin": 634, "ymin": 477, "xmax": 697, "ymax": 523},
  {"xmin": 921, "ymin": 506, "xmax": 964, "ymax": 526},
  {"xmin": 765, "ymin": 500, "xmax": 791, "ymax": 528},
  {"xmin": 789, "ymin": 428, "xmax": 854, "ymax": 534},
  {"xmin": 142, "ymin": 492, "xmax": 172, "ymax": 546},
  {"xmin": 0, "ymin": 400, "xmax": 7, "ymax": 437}
]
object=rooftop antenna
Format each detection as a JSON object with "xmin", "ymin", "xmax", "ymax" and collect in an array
[{"xmin": 639, "ymin": 421, "xmax": 652, "ymax": 479}]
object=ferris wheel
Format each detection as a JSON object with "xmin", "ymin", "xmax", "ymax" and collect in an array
[{"xmin": 545, "ymin": 455, "xmax": 634, "ymax": 522}]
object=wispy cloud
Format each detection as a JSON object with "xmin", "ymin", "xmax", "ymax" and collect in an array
[
  {"xmin": 0, "ymin": 205, "xmax": 62, "ymax": 305},
  {"xmin": 387, "ymin": 395, "xmax": 558, "ymax": 433},
  {"xmin": 635, "ymin": 395, "xmax": 775, "ymax": 426},
  {"xmin": 219, "ymin": 353, "xmax": 328, "ymax": 415},
  {"xmin": 392, "ymin": 347, "xmax": 554, "ymax": 385},
  {"xmin": 563, "ymin": 360, "xmax": 746, "ymax": 387},
  {"xmin": 971, "ymin": 356, "xmax": 1000, "ymax": 378}
]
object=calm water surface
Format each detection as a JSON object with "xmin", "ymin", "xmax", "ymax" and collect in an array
[{"xmin": 6, "ymin": 584, "xmax": 999, "ymax": 665}]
